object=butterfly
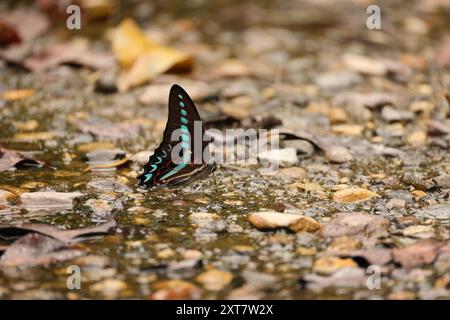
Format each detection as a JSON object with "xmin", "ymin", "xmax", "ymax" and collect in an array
[{"xmin": 138, "ymin": 84, "xmax": 215, "ymax": 188}]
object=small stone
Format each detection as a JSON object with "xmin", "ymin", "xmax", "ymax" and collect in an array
[
  {"xmin": 388, "ymin": 291, "xmax": 416, "ymax": 300},
  {"xmin": 315, "ymin": 71, "xmax": 362, "ymax": 91},
  {"xmin": 248, "ymin": 211, "xmax": 321, "ymax": 233},
  {"xmin": 386, "ymin": 198, "xmax": 406, "ymax": 209},
  {"xmin": 130, "ymin": 151, "xmax": 153, "ymax": 164},
  {"xmin": 195, "ymin": 269, "xmax": 233, "ymax": 291},
  {"xmin": 433, "ymin": 174, "xmax": 450, "ymax": 188},
  {"xmin": 215, "ymin": 59, "xmax": 253, "ymax": 78},
  {"xmin": 421, "ymin": 205, "xmax": 450, "ymax": 220},
  {"xmin": 331, "ymin": 124, "xmax": 364, "ymax": 136},
  {"xmin": 258, "ymin": 148, "xmax": 299, "ymax": 167},
  {"xmin": 412, "ymin": 190, "xmax": 427, "ymax": 200},
  {"xmin": 220, "ymin": 96, "xmax": 254, "ymax": 119},
  {"xmin": 90, "ymin": 279, "xmax": 127, "ymax": 298},
  {"xmin": 241, "ymin": 270, "xmax": 278, "ymax": 291},
  {"xmin": 322, "ymin": 212, "xmax": 389, "ymax": 239},
  {"xmin": 0, "ymin": 190, "xmax": 14, "ymax": 205},
  {"xmin": 403, "ymin": 225, "xmax": 435, "ymax": 239},
  {"xmin": 343, "ymin": 54, "xmax": 387, "ymax": 76},
  {"xmin": 328, "ymin": 107, "xmax": 348, "ymax": 124},
  {"xmin": 313, "ymin": 256, "xmax": 358, "ymax": 275},
  {"xmin": 283, "ymin": 140, "xmax": 315, "ymax": 157},
  {"xmin": 157, "ymin": 248, "xmax": 175, "ymax": 259},
  {"xmin": 325, "ymin": 146, "xmax": 353, "ymax": 164},
  {"xmin": 19, "ymin": 192, "xmax": 82, "ymax": 208},
  {"xmin": 407, "ymin": 131, "xmax": 427, "ymax": 147},
  {"xmin": 189, "ymin": 212, "xmax": 219, "ymax": 222},
  {"xmin": 266, "ymin": 167, "xmax": 306, "ymax": 180},
  {"xmin": 333, "ymin": 187, "xmax": 378, "ymax": 203},
  {"xmin": 296, "ymin": 246, "xmax": 317, "ymax": 256},
  {"xmin": 87, "ymin": 178, "xmax": 132, "ymax": 193},
  {"xmin": 84, "ymin": 199, "xmax": 113, "ymax": 215},
  {"xmin": 392, "ymin": 239, "xmax": 442, "ymax": 268},
  {"xmin": 381, "ymin": 106, "xmax": 414, "ymax": 122},
  {"xmin": 150, "ymin": 280, "xmax": 202, "ymax": 300}
]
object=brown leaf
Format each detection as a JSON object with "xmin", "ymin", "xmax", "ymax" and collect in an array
[
  {"xmin": 0, "ymin": 219, "xmax": 116, "ymax": 243},
  {"xmin": 24, "ymin": 42, "xmax": 114, "ymax": 72},
  {"xmin": 0, "ymin": 9, "xmax": 49, "ymax": 44},
  {"xmin": 0, "ymin": 233, "xmax": 83, "ymax": 267},
  {"xmin": 392, "ymin": 239, "xmax": 443, "ymax": 268},
  {"xmin": 113, "ymin": 19, "xmax": 193, "ymax": 91},
  {"xmin": 70, "ymin": 117, "xmax": 140, "ymax": 139}
]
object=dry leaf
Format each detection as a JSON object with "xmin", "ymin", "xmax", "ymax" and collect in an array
[{"xmin": 112, "ymin": 19, "xmax": 193, "ymax": 91}]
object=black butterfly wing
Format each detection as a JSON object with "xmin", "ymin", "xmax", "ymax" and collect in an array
[{"xmin": 138, "ymin": 84, "xmax": 214, "ymax": 188}]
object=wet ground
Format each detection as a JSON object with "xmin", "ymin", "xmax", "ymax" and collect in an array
[{"xmin": 0, "ymin": 0, "xmax": 449, "ymax": 299}]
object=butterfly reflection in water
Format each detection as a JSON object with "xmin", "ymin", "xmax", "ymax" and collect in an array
[{"xmin": 138, "ymin": 84, "xmax": 215, "ymax": 188}]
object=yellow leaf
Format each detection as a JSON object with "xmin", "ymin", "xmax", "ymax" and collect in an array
[{"xmin": 112, "ymin": 19, "xmax": 193, "ymax": 91}]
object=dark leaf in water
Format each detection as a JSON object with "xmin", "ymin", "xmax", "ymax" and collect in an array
[
  {"xmin": 0, "ymin": 219, "xmax": 116, "ymax": 243},
  {"xmin": 0, "ymin": 233, "xmax": 83, "ymax": 267}
]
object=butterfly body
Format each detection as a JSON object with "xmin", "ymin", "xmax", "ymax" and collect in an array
[{"xmin": 138, "ymin": 84, "xmax": 215, "ymax": 188}]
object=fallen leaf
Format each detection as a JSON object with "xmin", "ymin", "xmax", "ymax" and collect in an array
[
  {"xmin": 0, "ymin": 8, "xmax": 49, "ymax": 44},
  {"xmin": 24, "ymin": 41, "xmax": 114, "ymax": 72},
  {"xmin": 0, "ymin": 233, "xmax": 83, "ymax": 267},
  {"xmin": 0, "ymin": 219, "xmax": 116, "ymax": 243},
  {"xmin": 112, "ymin": 19, "xmax": 193, "ymax": 91}
]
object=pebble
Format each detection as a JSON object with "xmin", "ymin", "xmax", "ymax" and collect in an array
[
  {"xmin": 257, "ymin": 148, "xmax": 299, "ymax": 168},
  {"xmin": 313, "ymin": 256, "xmax": 358, "ymax": 275},
  {"xmin": 195, "ymin": 269, "xmax": 233, "ymax": 291},
  {"xmin": 433, "ymin": 174, "xmax": 450, "ymax": 188},
  {"xmin": 87, "ymin": 178, "xmax": 132, "ymax": 193},
  {"xmin": 342, "ymin": 54, "xmax": 387, "ymax": 76},
  {"xmin": 328, "ymin": 107, "xmax": 348, "ymax": 124},
  {"xmin": 19, "ymin": 191, "xmax": 82, "ymax": 208},
  {"xmin": 420, "ymin": 205, "xmax": 450, "ymax": 221},
  {"xmin": 265, "ymin": 167, "xmax": 306, "ymax": 180},
  {"xmin": 150, "ymin": 280, "xmax": 202, "ymax": 300},
  {"xmin": 381, "ymin": 106, "xmax": 414, "ymax": 122},
  {"xmin": 314, "ymin": 71, "xmax": 362, "ymax": 91},
  {"xmin": 0, "ymin": 190, "xmax": 14, "ymax": 205},
  {"xmin": 322, "ymin": 212, "xmax": 389, "ymax": 239},
  {"xmin": 386, "ymin": 198, "xmax": 406, "ymax": 209},
  {"xmin": 407, "ymin": 131, "xmax": 427, "ymax": 147},
  {"xmin": 325, "ymin": 146, "xmax": 353, "ymax": 164},
  {"xmin": 333, "ymin": 187, "xmax": 378, "ymax": 203},
  {"xmin": 248, "ymin": 211, "xmax": 321, "ymax": 233}
]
